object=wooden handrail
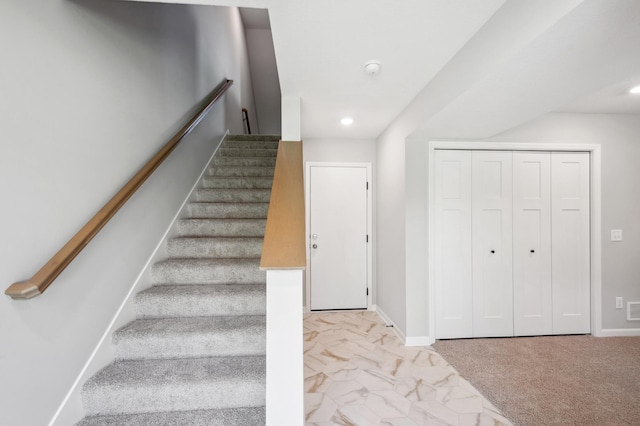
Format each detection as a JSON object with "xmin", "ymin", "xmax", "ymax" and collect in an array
[
  {"xmin": 5, "ymin": 79, "xmax": 234, "ymax": 300},
  {"xmin": 260, "ymin": 141, "xmax": 306, "ymax": 270}
]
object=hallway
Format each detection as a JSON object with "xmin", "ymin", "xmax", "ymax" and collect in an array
[{"xmin": 303, "ymin": 311, "xmax": 512, "ymax": 425}]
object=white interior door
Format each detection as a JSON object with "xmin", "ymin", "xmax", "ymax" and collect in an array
[
  {"xmin": 309, "ymin": 165, "xmax": 368, "ymax": 310},
  {"xmin": 551, "ymin": 152, "xmax": 591, "ymax": 334},
  {"xmin": 472, "ymin": 151, "xmax": 513, "ymax": 337},
  {"xmin": 435, "ymin": 150, "xmax": 473, "ymax": 339},
  {"xmin": 513, "ymin": 152, "xmax": 552, "ymax": 336}
]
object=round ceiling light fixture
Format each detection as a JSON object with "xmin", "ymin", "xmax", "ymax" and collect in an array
[
  {"xmin": 630, "ymin": 85, "xmax": 640, "ymax": 94},
  {"xmin": 341, "ymin": 117, "xmax": 354, "ymax": 126},
  {"xmin": 364, "ymin": 61, "xmax": 381, "ymax": 76}
]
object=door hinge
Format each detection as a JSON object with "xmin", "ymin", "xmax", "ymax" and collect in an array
[
  {"xmin": 366, "ymin": 288, "xmax": 369, "ymax": 296},
  {"xmin": 366, "ymin": 235, "xmax": 369, "ymax": 243},
  {"xmin": 366, "ymin": 182, "xmax": 369, "ymax": 190}
]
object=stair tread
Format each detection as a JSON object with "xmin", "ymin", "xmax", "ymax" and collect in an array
[
  {"xmin": 185, "ymin": 203, "xmax": 268, "ymax": 219},
  {"xmin": 176, "ymin": 218, "xmax": 266, "ymax": 237},
  {"xmin": 167, "ymin": 236, "xmax": 264, "ymax": 256},
  {"xmin": 135, "ymin": 284, "xmax": 266, "ymax": 318},
  {"xmin": 115, "ymin": 315, "xmax": 265, "ymax": 340},
  {"xmin": 82, "ymin": 356, "xmax": 265, "ymax": 415},
  {"xmin": 86, "ymin": 355, "xmax": 265, "ymax": 388},
  {"xmin": 77, "ymin": 407, "xmax": 265, "ymax": 426},
  {"xmin": 152, "ymin": 258, "xmax": 265, "ymax": 285},
  {"xmin": 225, "ymin": 134, "xmax": 280, "ymax": 141},
  {"xmin": 155, "ymin": 257, "xmax": 261, "ymax": 265},
  {"xmin": 169, "ymin": 236, "xmax": 264, "ymax": 242},
  {"xmin": 113, "ymin": 316, "xmax": 266, "ymax": 359},
  {"xmin": 137, "ymin": 283, "xmax": 265, "ymax": 297}
]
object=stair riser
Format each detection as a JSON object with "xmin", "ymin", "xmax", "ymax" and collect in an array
[
  {"xmin": 201, "ymin": 176, "xmax": 273, "ymax": 189},
  {"xmin": 222, "ymin": 141, "xmax": 279, "ymax": 150},
  {"xmin": 152, "ymin": 263, "xmax": 265, "ymax": 285},
  {"xmin": 225, "ymin": 134, "xmax": 280, "ymax": 142},
  {"xmin": 134, "ymin": 285, "xmax": 266, "ymax": 318},
  {"xmin": 167, "ymin": 238, "xmax": 263, "ymax": 258},
  {"xmin": 113, "ymin": 327, "xmax": 265, "ymax": 360},
  {"xmin": 77, "ymin": 407, "xmax": 266, "ymax": 426},
  {"xmin": 83, "ymin": 381, "xmax": 265, "ymax": 416},
  {"xmin": 186, "ymin": 203, "xmax": 268, "ymax": 219},
  {"xmin": 176, "ymin": 219, "xmax": 266, "ymax": 237},
  {"xmin": 195, "ymin": 189, "xmax": 271, "ymax": 203},
  {"xmin": 208, "ymin": 167, "xmax": 274, "ymax": 177},
  {"xmin": 211, "ymin": 157, "xmax": 276, "ymax": 167},
  {"xmin": 220, "ymin": 148, "xmax": 277, "ymax": 158}
]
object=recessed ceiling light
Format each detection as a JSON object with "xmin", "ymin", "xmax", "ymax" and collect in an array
[
  {"xmin": 341, "ymin": 117, "xmax": 354, "ymax": 126},
  {"xmin": 630, "ymin": 85, "xmax": 640, "ymax": 94}
]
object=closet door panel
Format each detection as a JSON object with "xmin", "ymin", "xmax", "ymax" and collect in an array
[
  {"xmin": 551, "ymin": 152, "xmax": 590, "ymax": 334},
  {"xmin": 435, "ymin": 150, "xmax": 473, "ymax": 339},
  {"xmin": 472, "ymin": 151, "xmax": 513, "ymax": 337},
  {"xmin": 513, "ymin": 152, "xmax": 552, "ymax": 336}
]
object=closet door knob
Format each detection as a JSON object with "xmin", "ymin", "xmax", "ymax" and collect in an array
[
  {"xmin": 490, "ymin": 250, "xmax": 495, "ymax": 254},
  {"xmin": 530, "ymin": 249, "xmax": 535, "ymax": 253}
]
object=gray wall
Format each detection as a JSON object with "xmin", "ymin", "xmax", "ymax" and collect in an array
[
  {"xmin": 245, "ymin": 28, "xmax": 281, "ymax": 135},
  {"xmin": 0, "ymin": 1, "xmax": 256, "ymax": 424},
  {"xmin": 376, "ymin": 129, "xmax": 408, "ymax": 332}
]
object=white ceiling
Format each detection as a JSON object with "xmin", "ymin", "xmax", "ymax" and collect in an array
[
  {"xmin": 557, "ymin": 77, "xmax": 640, "ymax": 115},
  {"xmin": 136, "ymin": 0, "xmax": 640, "ymax": 139}
]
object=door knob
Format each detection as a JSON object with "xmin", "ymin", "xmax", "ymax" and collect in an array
[
  {"xmin": 312, "ymin": 234, "xmax": 318, "ymax": 240},
  {"xmin": 312, "ymin": 244, "xmax": 318, "ymax": 249},
  {"xmin": 530, "ymin": 249, "xmax": 535, "ymax": 253},
  {"xmin": 490, "ymin": 250, "xmax": 495, "ymax": 254}
]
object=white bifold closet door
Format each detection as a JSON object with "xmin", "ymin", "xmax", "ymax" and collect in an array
[
  {"xmin": 513, "ymin": 152, "xmax": 553, "ymax": 336},
  {"xmin": 434, "ymin": 150, "xmax": 473, "ymax": 338},
  {"xmin": 435, "ymin": 149, "xmax": 590, "ymax": 339},
  {"xmin": 551, "ymin": 152, "xmax": 591, "ymax": 334},
  {"xmin": 471, "ymin": 151, "xmax": 513, "ymax": 337}
]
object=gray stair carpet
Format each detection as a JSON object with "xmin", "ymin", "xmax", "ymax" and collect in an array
[{"xmin": 77, "ymin": 134, "xmax": 279, "ymax": 426}]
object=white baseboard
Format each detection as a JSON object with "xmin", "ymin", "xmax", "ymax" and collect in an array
[
  {"xmin": 405, "ymin": 336, "xmax": 432, "ymax": 347},
  {"xmin": 599, "ymin": 328, "xmax": 640, "ymax": 337}
]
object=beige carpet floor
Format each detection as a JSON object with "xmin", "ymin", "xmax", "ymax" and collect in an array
[{"xmin": 433, "ymin": 335, "xmax": 640, "ymax": 426}]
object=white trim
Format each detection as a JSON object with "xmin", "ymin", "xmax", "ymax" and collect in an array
[
  {"xmin": 49, "ymin": 131, "xmax": 229, "ymax": 426},
  {"xmin": 405, "ymin": 336, "xmax": 432, "ymax": 347},
  {"xmin": 304, "ymin": 162, "xmax": 373, "ymax": 311},
  {"xmin": 427, "ymin": 141, "xmax": 602, "ymax": 342},
  {"xmin": 599, "ymin": 328, "xmax": 640, "ymax": 337}
]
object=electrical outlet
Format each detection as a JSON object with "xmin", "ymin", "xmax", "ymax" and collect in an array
[
  {"xmin": 616, "ymin": 297, "xmax": 623, "ymax": 309},
  {"xmin": 611, "ymin": 229, "xmax": 623, "ymax": 241}
]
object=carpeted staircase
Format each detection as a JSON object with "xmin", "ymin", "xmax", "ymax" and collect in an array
[{"xmin": 76, "ymin": 134, "xmax": 279, "ymax": 426}]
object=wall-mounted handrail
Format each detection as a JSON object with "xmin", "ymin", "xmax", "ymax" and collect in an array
[
  {"xmin": 242, "ymin": 108, "xmax": 252, "ymax": 135},
  {"xmin": 5, "ymin": 79, "xmax": 234, "ymax": 300},
  {"xmin": 260, "ymin": 141, "xmax": 306, "ymax": 270}
]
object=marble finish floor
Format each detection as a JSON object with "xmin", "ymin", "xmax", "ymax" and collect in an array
[{"xmin": 304, "ymin": 311, "xmax": 513, "ymax": 426}]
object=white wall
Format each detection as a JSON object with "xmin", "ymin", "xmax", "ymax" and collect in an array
[
  {"xmin": 303, "ymin": 138, "xmax": 377, "ymax": 305},
  {"xmin": 0, "ymin": 2, "xmax": 256, "ymax": 425},
  {"xmin": 246, "ymin": 28, "xmax": 281, "ymax": 135}
]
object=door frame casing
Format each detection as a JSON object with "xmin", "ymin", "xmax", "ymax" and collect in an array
[
  {"xmin": 428, "ymin": 141, "xmax": 602, "ymax": 344},
  {"xmin": 305, "ymin": 162, "xmax": 373, "ymax": 312}
]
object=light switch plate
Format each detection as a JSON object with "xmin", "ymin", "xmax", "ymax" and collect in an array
[{"xmin": 611, "ymin": 229, "xmax": 623, "ymax": 241}]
